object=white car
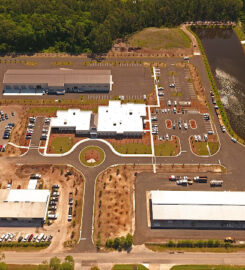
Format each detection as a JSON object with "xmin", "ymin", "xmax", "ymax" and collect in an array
[
  {"xmin": 231, "ymin": 137, "xmax": 237, "ymax": 143},
  {"xmin": 165, "ymin": 134, "xmax": 169, "ymax": 141},
  {"xmin": 174, "ymin": 100, "xmax": 177, "ymax": 106},
  {"xmin": 0, "ymin": 234, "xmax": 5, "ymax": 242},
  {"xmin": 158, "ymin": 87, "xmax": 164, "ymax": 90},
  {"xmin": 169, "ymin": 83, "xmax": 175, "ymax": 88},
  {"xmin": 198, "ymin": 135, "xmax": 202, "ymax": 142},
  {"xmin": 167, "ymin": 100, "xmax": 171, "ymax": 106},
  {"xmin": 194, "ymin": 135, "xmax": 198, "ymax": 142},
  {"xmin": 158, "ymin": 92, "xmax": 164, "ymax": 97},
  {"xmin": 184, "ymin": 123, "xmax": 188, "ymax": 130}
]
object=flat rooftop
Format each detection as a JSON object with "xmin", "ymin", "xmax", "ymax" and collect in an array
[
  {"xmin": 51, "ymin": 109, "xmax": 92, "ymax": 131},
  {"xmin": 3, "ymin": 69, "xmax": 112, "ymax": 86},
  {"xmin": 151, "ymin": 190, "xmax": 245, "ymax": 222},
  {"xmin": 97, "ymin": 101, "xmax": 146, "ymax": 134},
  {"xmin": 0, "ymin": 189, "xmax": 50, "ymax": 219}
]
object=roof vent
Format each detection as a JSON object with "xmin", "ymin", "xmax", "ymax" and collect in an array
[
  {"xmin": 73, "ymin": 112, "xmax": 76, "ymax": 115},
  {"xmin": 129, "ymin": 112, "xmax": 133, "ymax": 115},
  {"xmin": 113, "ymin": 123, "xmax": 116, "ymax": 126},
  {"xmin": 64, "ymin": 121, "xmax": 67, "ymax": 125}
]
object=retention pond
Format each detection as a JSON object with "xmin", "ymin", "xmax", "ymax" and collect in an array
[{"xmin": 193, "ymin": 27, "xmax": 245, "ymax": 140}]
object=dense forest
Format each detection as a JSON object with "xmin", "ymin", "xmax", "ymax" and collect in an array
[{"xmin": 0, "ymin": 0, "xmax": 243, "ymax": 53}]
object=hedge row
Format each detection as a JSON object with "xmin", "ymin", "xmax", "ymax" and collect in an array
[
  {"xmin": 166, "ymin": 239, "xmax": 233, "ymax": 248},
  {"xmin": 189, "ymin": 26, "xmax": 245, "ymax": 145},
  {"xmin": 0, "ymin": 241, "xmax": 50, "ymax": 248}
]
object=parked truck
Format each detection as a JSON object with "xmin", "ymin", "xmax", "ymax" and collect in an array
[
  {"xmin": 176, "ymin": 179, "xmax": 188, "ymax": 186},
  {"xmin": 210, "ymin": 180, "xmax": 223, "ymax": 187},
  {"xmin": 193, "ymin": 176, "xmax": 208, "ymax": 183}
]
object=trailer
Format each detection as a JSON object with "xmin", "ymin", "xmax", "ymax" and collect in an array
[{"xmin": 210, "ymin": 180, "xmax": 223, "ymax": 187}]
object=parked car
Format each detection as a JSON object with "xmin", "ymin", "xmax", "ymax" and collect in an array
[
  {"xmin": 48, "ymin": 235, "xmax": 53, "ymax": 242},
  {"xmin": 18, "ymin": 236, "xmax": 23, "ymax": 242},
  {"xmin": 23, "ymin": 234, "xmax": 29, "ymax": 242},
  {"xmin": 30, "ymin": 174, "xmax": 41, "ymax": 179},
  {"xmin": 28, "ymin": 234, "xmax": 34, "ymax": 242},
  {"xmin": 52, "ymin": 184, "xmax": 60, "ymax": 189}
]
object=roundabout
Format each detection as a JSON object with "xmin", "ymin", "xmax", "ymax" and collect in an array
[{"xmin": 79, "ymin": 145, "xmax": 105, "ymax": 167}]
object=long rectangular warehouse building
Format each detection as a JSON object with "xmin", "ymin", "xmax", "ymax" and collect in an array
[
  {"xmin": 150, "ymin": 190, "xmax": 245, "ymax": 230},
  {"xmin": 3, "ymin": 69, "xmax": 113, "ymax": 95},
  {"xmin": 0, "ymin": 189, "xmax": 50, "ymax": 227}
]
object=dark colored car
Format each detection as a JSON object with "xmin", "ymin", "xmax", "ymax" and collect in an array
[
  {"xmin": 28, "ymin": 234, "xmax": 34, "ymax": 242},
  {"xmin": 18, "ymin": 236, "xmax": 23, "ymax": 242}
]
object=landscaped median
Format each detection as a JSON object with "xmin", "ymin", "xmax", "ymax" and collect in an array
[
  {"xmin": 154, "ymin": 136, "xmax": 180, "ymax": 156},
  {"xmin": 190, "ymin": 136, "xmax": 219, "ymax": 156},
  {"xmin": 79, "ymin": 146, "xmax": 105, "ymax": 167}
]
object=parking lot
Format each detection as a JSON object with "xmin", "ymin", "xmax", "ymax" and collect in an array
[
  {"xmin": 134, "ymin": 171, "xmax": 245, "ymax": 244},
  {"xmin": 152, "ymin": 65, "xmax": 217, "ymax": 155},
  {"xmin": 0, "ymin": 106, "xmax": 18, "ymax": 146},
  {"xmin": 0, "ymin": 60, "xmax": 153, "ymax": 99}
]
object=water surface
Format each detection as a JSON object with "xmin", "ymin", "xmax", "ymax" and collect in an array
[{"xmin": 193, "ymin": 28, "xmax": 245, "ymax": 139}]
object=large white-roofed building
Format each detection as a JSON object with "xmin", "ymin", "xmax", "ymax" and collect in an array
[
  {"xmin": 51, "ymin": 109, "xmax": 92, "ymax": 136},
  {"xmin": 150, "ymin": 190, "xmax": 245, "ymax": 229},
  {"xmin": 50, "ymin": 101, "xmax": 146, "ymax": 138},
  {"xmin": 0, "ymin": 189, "xmax": 50, "ymax": 227},
  {"xmin": 97, "ymin": 101, "xmax": 146, "ymax": 137}
]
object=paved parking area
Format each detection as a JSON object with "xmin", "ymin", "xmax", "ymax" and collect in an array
[
  {"xmin": 158, "ymin": 66, "xmax": 195, "ymax": 105},
  {"xmin": 152, "ymin": 65, "xmax": 216, "ymax": 154},
  {"xmin": 153, "ymin": 109, "xmax": 214, "ymax": 152},
  {"xmin": 0, "ymin": 106, "xmax": 18, "ymax": 146},
  {"xmin": 0, "ymin": 60, "xmax": 153, "ymax": 99},
  {"xmin": 134, "ymin": 171, "xmax": 245, "ymax": 244},
  {"xmin": 29, "ymin": 117, "xmax": 46, "ymax": 149}
]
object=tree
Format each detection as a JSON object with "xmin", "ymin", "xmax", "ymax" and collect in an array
[
  {"xmin": 0, "ymin": 262, "xmax": 7, "ymax": 270},
  {"xmin": 49, "ymin": 256, "xmax": 61, "ymax": 270}
]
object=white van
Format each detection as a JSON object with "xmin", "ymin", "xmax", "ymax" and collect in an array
[{"xmin": 36, "ymin": 233, "xmax": 44, "ymax": 243}]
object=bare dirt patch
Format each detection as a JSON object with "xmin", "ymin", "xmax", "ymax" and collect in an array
[{"xmin": 94, "ymin": 165, "xmax": 138, "ymax": 245}]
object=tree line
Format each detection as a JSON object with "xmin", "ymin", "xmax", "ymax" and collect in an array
[{"xmin": 0, "ymin": 0, "xmax": 243, "ymax": 54}]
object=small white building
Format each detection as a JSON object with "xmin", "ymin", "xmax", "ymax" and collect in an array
[
  {"xmin": 0, "ymin": 189, "xmax": 50, "ymax": 227},
  {"xmin": 150, "ymin": 190, "xmax": 245, "ymax": 229},
  {"xmin": 51, "ymin": 109, "xmax": 92, "ymax": 136},
  {"xmin": 97, "ymin": 101, "xmax": 146, "ymax": 137}
]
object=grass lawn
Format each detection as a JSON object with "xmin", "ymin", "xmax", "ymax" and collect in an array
[
  {"xmin": 112, "ymin": 143, "xmax": 152, "ymax": 154},
  {"xmin": 7, "ymin": 265, "xmax": 39, "ymax": 270},
  {"xmin": 128, "ymin": 27, "xmax": 191, "ymax": 50},
  {"xmin": 112, "ymin": 265, "xmax": 148, "ymax": 270},
  {"xmin": 171, "ymin": 265, "xmax": 245, "ymax": 270},
  {"xmin": 208, "ymin": 142, "xmax": 219, "ymax": 155},
  {"xmin": 79, "ymin": 146, "xmax": 105, "ymax": 167},
  {"xmin": 193, "ymin": 142, "xmax": 209, "ymax": 156},
  {"xmin": 155, "ymin": 142, "xmax": 178, "ymax": 156},
  {"xmin": 51, "ymin": 136, "xmax": 74, "ymax": 153},
  {"xmin": 146, "ymin": 244, "xmax": 245, "ymax": 253},
  {"xmin": 28, "ymin": 107, "xmax": 61, "ymax": 115},
  {"xmin": 171, "ymin": 91, "xmax": 182, "ymax": 97}
]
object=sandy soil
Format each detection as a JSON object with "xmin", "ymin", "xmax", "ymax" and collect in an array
[
  {"xmin": 0, "ymin": 162, "xmax": 84, "ymax": 253},
  {"xmin": 94, "ymin": 165, "xmax": 137, "ymax": 244}
]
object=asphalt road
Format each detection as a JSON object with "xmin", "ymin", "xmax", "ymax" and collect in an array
[{"xmin": 3, "ymin": 250, "xmax": 245, "ymax": 266}]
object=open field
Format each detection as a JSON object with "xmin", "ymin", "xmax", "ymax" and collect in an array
[{"xmin": 128, "ymin": 27, "xmax": 191, "ymax": 50}]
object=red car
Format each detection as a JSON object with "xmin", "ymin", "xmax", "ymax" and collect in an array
[{"xmin": 28, "ymin": 234, "xmax": 34, "ymax": 242}]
